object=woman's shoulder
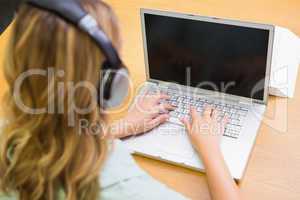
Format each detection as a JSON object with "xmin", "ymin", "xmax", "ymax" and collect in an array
[
  {"xmin": 0, "ymin": 193, "xmax": 17, "ymax": 200},
  {"xmin": 100, "ymin": 139, "xmax": 188, "ymax": 200},
  {"xmin": 100, "ymin": 139, "xmax": 146, "ymax": 188}
]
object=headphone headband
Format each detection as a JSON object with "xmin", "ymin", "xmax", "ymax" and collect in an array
[
  {"xmin": 27, "ymin": 0, "xmax": 122, "ymax": 68},
  {"xmin": 78, "ymin": 14, "xmax": 122, "ymax": 68}
]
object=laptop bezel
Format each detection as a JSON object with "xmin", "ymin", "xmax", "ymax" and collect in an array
[{"xmin": 140, "ymin": 8, "xmax": 274, "ymax": 105}]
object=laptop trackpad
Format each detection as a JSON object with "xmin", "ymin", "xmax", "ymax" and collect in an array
[{"xmin": 123, "ymin": 122, "xmax": 199, "ymax": 162}]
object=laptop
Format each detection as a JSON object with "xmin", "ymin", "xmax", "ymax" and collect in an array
[{"xmin": 123, "ymin": 9, "xmax": 274, "ymax": 180}]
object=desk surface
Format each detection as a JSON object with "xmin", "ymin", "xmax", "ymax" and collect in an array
[
  {"xmin": 1, "ymin": 0, "xmax": 300, "ymax": 199},
  {"xmin": 105, "ymin": 0, "xmax": 300, "ymax": 199}
]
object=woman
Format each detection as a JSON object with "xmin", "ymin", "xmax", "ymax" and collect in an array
[{"xmin": 0, "ymin": 0, "xmax": 240, "ymax": 199}]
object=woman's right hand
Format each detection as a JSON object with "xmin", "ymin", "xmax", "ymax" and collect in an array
[
  {"xmin": 181, "ymin": 106, "xmax": 229, "ymax": 154},
  {"xmin": 181, "ymin": 107, "xmax": 241, "ymax": 200}
]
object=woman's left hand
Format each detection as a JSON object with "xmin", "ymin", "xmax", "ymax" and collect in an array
[{"xmin": 110, "ymin": 92, "xmax": 175, "ymax": 138}]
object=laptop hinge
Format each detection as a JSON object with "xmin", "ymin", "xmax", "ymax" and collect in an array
[
  {"xmin": 239, "ymin": 101, "xmax": 252, "ymax": 106},
  {"xmin": 240, "ymin": 99, "xmax": 266, "ymax": 106},
  {"xmin": 148, "ymin": 79, "xmax": 159, "ymax": 85}
]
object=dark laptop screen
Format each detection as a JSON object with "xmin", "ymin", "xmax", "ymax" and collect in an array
[{"xmin": 144, "ymin": 13, "xmax": 270, "ymax": 100}]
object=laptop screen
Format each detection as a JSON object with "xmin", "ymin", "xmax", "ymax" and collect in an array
[{"xmin": 143, "ymin": 13, "xmax": 270, "ymax": 100}]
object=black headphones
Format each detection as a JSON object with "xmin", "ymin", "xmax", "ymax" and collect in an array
[{"xmin": 25, "ymin": 0, "xmax": 129, "ymax": 109}]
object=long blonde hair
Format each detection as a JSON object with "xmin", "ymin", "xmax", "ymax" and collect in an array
[{"xmin": 0, "ymin": 0, "xmax": 121, "ymax": 199}]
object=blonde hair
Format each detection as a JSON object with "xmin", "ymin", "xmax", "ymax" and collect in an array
[{"xmin": 0, "ymin": 0, "xmax": 121, "ymax": 199}]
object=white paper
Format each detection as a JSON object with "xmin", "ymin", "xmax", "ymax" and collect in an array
[{"xmin": 269, "ymin": 26, "xmax": 300, "ymax": 98}]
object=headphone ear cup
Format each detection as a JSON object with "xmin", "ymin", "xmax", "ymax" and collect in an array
[{"xmin": 99, "ymin": 68, "xmax": 129, "ymax": 109}]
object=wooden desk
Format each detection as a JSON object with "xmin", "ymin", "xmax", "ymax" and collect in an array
[
  {"xmin": 1, "ymin": 0, "xmax": 300, "ymax": 199},
  {"xmin": 105, "ymin": 0, "xmax": 300, "ymax": 199}
]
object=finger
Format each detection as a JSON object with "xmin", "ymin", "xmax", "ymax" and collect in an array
[
  {"xmin": 203, "ymin": 105, "xmax": 213, "ymax": 119},
  {"xmin": 147, "ymin": 106, "xmax": 160, "ymax": 118},
  {"xmin": 147, "ymin": 114, "xmax": 170, "ymax": 130},
  {"xmin": 220, "ymin": 114, "xmax": 230, "ymax": 134},
  {"xmin": 149, "ymin": 111, "xmax": 161, "ymax": 119},
  {"xmin": 190, "ymin": 107, "xmax": 198, "ymax": 123},
  {"xmin": 180, "ymin": 117, "xmax": 191, "ymax": 133},
  {"xmin": 160, "ymin": 103, "xmax": 176, "ymax": 112},
  {"xmin": 154, "ymin": 93, "xmax": 170, "ymax": 104},
  {"xmin": 222, "ymin": 114, "xmax": 230, "ymax": 125},
  {"xmin": 211, "ymin": 109, "xmax": 219, "ymax": 121},
  {"xmin": 150, "ymin": 103, "xmax": 175, "ymax": 117},
  {"xmin": 159, "ymin": 93, "xmax": 170, "ymax": 99}
]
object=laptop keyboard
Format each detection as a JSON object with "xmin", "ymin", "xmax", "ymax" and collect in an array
[{"xmin": 148, "ymin": 86, "xmax": 249, "ymax": 139}]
